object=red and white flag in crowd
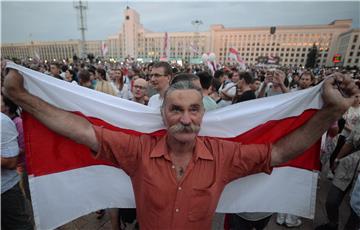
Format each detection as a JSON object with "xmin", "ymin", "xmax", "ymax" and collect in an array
[
  {"xmin": 7, "ymin": 62, "xmax": 321, "ymax": 229},
  {"xmin": 228, "ymin": 47, "xmax": 244, "ymax": 64},
  {"xmin": 161, "ymin": 32, "xmax": 170, "ymax": 60},
  {"xmin": 268, "ymin": 53, "xmax": 277, "ymax": 64},
  {"xmin": 101, "ymin": 41, "xmax": 108, "ymax": 56},
  {"xmin": 189, "ymin": 42, "xmax": 200, "ymax": 54},
  {"xmin": 228, "ymin": 48, "xmax": 246, "ymax": 70}
]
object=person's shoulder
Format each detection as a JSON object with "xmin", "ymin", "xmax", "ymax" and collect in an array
[
  {"xmin": 148, "ymin": 94, "xmax": 160, "ymax": 104},
  {"xmin": 149, "ymin": 94, "xmax": 160, "ymax": 100},
  {"xmin": 1, "ymin": 113, "xmax": 15, "ymax": 127}
]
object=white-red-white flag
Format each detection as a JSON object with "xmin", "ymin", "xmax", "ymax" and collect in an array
[
  {"xmin": 162, "ymin": 32, "xmax": 170, "ymax": 60},
  {"xmin": 228, "ymin": 48, "xmax": 244, "ymax": 64},
  {"xmin": 268, "ymin": 53, "xmax": 277, "ymax": 64},
  {"xmin": 101, "ymin": 41, "xmax": 108, "ymax": 56},
  {"xmin": 7, "ymin": 63, "xmax": 321, "ymax": 229}
]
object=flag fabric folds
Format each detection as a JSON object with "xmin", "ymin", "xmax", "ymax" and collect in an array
[{"xmin": 7, "ymin": 62, "xmax": 322, "ymax": 230}]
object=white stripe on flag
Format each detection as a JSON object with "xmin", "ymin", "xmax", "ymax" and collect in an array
[
  {"xmin": 7, "ymin": 62, "xmax": 323, "ymax": 137},
  {"xmin": 30, "ymin": 166, "xmax": 317, "ymax": 229}
]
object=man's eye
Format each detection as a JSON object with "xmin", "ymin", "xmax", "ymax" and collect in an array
[{"xmin": 171, "ymin": 107, "xmax": 181, "ymax": 112}]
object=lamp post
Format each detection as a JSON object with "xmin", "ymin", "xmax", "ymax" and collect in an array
[{"xmin": 191, "ymin": 20, "xmax": 203, "ymax": 61}]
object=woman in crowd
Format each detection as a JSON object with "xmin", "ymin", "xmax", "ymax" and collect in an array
[
  {"xmin": 94, "ymin": 68, "xmax": 117, "ymax": 96},
  {"xmin": 113, "ymin": 68, "xmax": 132, "ymax": 100}
]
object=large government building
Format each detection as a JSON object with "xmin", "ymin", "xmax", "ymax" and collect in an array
[{"xmin": 1, "ymin": 7, "xmax": 360, "ymax": 67}]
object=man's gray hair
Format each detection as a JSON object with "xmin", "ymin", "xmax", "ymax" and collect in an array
[{"xmin": 161, "ymin": 80, "xmax": 203, "ymax": 110}]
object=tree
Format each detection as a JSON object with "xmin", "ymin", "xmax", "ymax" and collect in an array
[{"xmin": 305, "ymin": 44, "xmax": 318, "ymax": 68}]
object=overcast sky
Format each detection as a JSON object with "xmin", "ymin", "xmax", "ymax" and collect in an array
[{"xmin": 1, "ymin": 1, "xmax": 359, "ymax": 43}]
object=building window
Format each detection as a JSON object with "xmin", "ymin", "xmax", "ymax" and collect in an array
[
  {"xmin": 350, "ymin": 52, "xmax": 354, "ymax": 56},
  {"xmin": 353, "ymin": 35, "xmax": 358, "ymax": 43},
  {"xmin": 355, "ymin": 59, "xmax": 359, "ymax": 64},
  {"xmin": 348, "ymin": 58, "xmax": 352, "ymax": 63},
  {"xmin": 352, "ymin": 45, "xmax": 356, "ymax": 49}
]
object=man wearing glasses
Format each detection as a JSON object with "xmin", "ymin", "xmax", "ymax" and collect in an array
[
  {"xmin": 131, "ymin": 78, "xmax": 149, "ymax": 105},
  {"xmin": 148, "ymin": 62, "xmax": 172, "ymax": 109}
]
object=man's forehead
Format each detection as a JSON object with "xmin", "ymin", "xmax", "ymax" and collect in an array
[
  {"xmin": 166, "ymin": 89, "xmax": 202, "ymax": 105},
  {"xmin": 134, "ymin": 79, "xmax": 147, "ymax": 86},
  {"xmin": 152, "ymin": 67, "xmax": 165, "ymax": 73}
]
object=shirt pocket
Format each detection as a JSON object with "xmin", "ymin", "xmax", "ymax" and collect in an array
[{"xmin": 188, "ymin": 187, "xmax": 212, "ymax": 222}]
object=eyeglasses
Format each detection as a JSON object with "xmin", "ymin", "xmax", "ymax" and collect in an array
[
  {"xmin": 133, "ymin": 85, "xmax": 147, "ymax": 90},
  {"xmin": 149, "ymin": 73, "xmax": 167, "ymax": 78}
]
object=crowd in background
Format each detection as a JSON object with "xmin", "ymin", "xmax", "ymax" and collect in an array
[{"xmin": 1, "ymin": 57, "xmax": 360, "ymax": 230}]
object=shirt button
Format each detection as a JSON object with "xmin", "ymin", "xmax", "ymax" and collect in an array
[
  {"xmin": 178, "ymin": 187, "xmax": 182, "ymax": 191},
  {"xmin": 172, "ymin": 165, "xmax": 175, "ymax": 169},
  {"xmin": 175, "ymin": 208, "xmax": 179, "ymax": 212}
]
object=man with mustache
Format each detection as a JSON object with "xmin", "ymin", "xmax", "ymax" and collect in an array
[{"xmin": 3, "ymin": 68, "xmax": 358, "ymax": 230}]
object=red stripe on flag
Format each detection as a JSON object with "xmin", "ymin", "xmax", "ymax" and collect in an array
[
  {"xmin": 223, "ymin": 109, "xmax": 320, "ymax": 171},
  {"xmin": 23, "ymin": 109, "xmax": 320, "ymax": 177}
]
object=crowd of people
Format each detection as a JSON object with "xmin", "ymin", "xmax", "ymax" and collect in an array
[{"xmin": 1, "ymin": 57, "xmax": 360, "ymax": 230}]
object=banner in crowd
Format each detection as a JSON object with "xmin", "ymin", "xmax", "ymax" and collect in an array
[
  {"xmin": 101, "ymin": 41, "xmax": 108, "ymax": 56},
  {"xmin": 6, "ymin": 62, "xmax": 322, "ymax": 230}
]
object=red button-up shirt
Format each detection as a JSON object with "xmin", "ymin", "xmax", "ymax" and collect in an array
[{"xmin": 93, "ymin": 126, "xmax": 272, "ymax": 230}]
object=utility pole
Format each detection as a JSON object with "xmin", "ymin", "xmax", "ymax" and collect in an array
[{"xmin": 74, "ymin": 0, "xmax": 88, "ymax": 59}]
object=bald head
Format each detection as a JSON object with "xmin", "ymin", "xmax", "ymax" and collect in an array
[{"xmin": 132, "ymin": 78, "xmax": 148, "ymax": 103}]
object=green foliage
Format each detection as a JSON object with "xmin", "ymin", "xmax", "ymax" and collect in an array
[{"xmin": 305, "ymin": 44, "xmax": 318, "ymax": 68}]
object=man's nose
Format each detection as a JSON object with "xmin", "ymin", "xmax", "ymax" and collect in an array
[{"xmin": 180, "ymin": 112, "xmax": 191, "ymax": 125}]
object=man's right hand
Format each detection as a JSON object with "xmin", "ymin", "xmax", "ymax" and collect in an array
[{"xmin": 3, "ymin": 68, "xmax": 27, "ymax": 101}]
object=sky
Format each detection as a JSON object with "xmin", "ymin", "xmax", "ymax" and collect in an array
[{"xmin": 1, "ymin": 1, "xmax": 359, "ymax": 43}]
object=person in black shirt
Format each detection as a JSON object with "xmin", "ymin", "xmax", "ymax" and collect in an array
[{"xmin": 233, "ymin": 71, "xmax": 256, "ymax": 104}]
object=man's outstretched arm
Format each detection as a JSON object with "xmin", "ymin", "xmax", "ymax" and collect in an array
[
  {"xmin": 3, "ymin": 69, "xmax": 99, "ymax": 152},
  {"xmin": 271, "ymin": 73, "xmax": 358, "ymax": 166}
]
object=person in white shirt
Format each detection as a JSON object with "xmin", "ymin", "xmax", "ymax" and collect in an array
[{"xmin": 147, "ymin": 62, "xmax": 172, "ymax": 109}]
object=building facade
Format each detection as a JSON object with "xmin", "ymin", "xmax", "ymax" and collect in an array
[
  {"xmin": 1, "ymin": 7, "xmax": 359, "ymax": 67},
  {"xmin": 334, "ymin": 29, "xmax": 360, "ymax": 67}
]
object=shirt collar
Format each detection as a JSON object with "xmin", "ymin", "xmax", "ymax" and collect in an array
[{"xmin": 150, "ymin": 134, "xmax": 214, "ymax": 161}]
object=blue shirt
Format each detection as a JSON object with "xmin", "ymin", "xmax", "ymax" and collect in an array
[{"xmin": 1, "ymin": 113, "xmax": 20, "ymax": 193}]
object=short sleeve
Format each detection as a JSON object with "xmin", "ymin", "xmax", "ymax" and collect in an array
[
  {"xmin": 226, "ymin": 143, "xmax": 273, "ymax": 182},
  {"xmin": 92, "ymin": 125, "xmax": 141, "ymax": 176},
  {"xmin": 1, "ymin": 114, "xmax": 19, "ymax": 158}
]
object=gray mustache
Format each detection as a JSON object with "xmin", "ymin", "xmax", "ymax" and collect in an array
[{"xmin": 169, "ymin": 123, "xmax": 200, "ymax": 134}]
